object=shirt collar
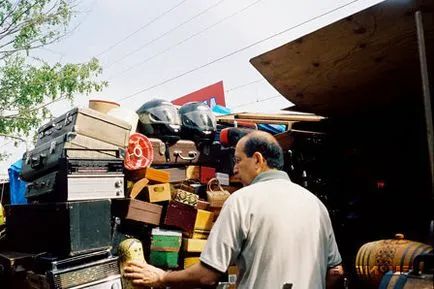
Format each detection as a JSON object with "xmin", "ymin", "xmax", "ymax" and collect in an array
[{"xmin": 251, "ymin": 170, "xmax": 290, "ymax": 185}]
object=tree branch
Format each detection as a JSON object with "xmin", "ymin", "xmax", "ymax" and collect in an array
[
  {"xmin": 0, "ymin": 1, "xmax": 39, "ymax": 37},
  {"xmin": 0, "ymin": 32, "xmax": 67, "ymax": 59},
  {"xmin": 0, "ymin": 133, "xmax": 28, "ymax": 144},
  {"xmin": 0, "ymin": 1, "xmax": 20, "ymax": 27},
  {"xmin": 0, "ymin": 95, "xmax": 67, "ymax": 119}
]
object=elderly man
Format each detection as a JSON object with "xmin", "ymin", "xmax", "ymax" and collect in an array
[{"xmin": 123, "ymin": 131, "xmax": 344, "ymax": 289}]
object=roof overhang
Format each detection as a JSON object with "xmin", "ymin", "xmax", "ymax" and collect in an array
[{"xmin": 250, "ymin": 0, "xmax": 434, "ymax": 116}]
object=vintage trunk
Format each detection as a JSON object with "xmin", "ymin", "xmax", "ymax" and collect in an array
[
  {"xmin": 25, "ymin": 171, "xmax": 124, "ymax": 202},
  {"xmin": 21, "ymin": 132, "xmax": 123, "ymax": 181},
  {"xmin": 112, "ymin": 199, "xmax": 163, "ymax": 226},
  {"xmin": 149, "ymin": 138, "xmax": 201, "ymax": 165},
  {"xmin": 36, "ymin": 107, "xmax": 131, "ymax": 148},
  {"xmin": 5, "ymin": 200, "xmax": 112, "ymax": 256}
]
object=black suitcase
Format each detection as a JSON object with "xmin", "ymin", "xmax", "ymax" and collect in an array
[
  {"xmin": 21, "ymin": 132, "xmax": 122, "ymax": 181},
  {"xmin": 5, "ymin": 200, "xmax": 112, "ymax": 256},
  {"xmin": 36, "ymin": 107, "xmax": 131, "ymax": 148}
]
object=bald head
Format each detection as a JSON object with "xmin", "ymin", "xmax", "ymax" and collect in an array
[{"xmin": 239, "ymin": 131, "xmax": 284, "ymax": 170}]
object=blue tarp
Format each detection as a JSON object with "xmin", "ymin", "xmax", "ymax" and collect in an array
[
  {"xmin": 258, "ymin": 123, "xmax": 286, "ymax": 134},
  {"xmin": 212, "ymin": 104, "xmax": 231, "ymax": 115},
  {"xmin": 8, "ymin": 159, "xmax": 27, "ymax": 204}
]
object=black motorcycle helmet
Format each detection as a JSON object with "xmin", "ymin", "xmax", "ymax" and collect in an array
[
  {"xmin": 137, "ymin": 99, "xmax": 181, "ymax": 142},
  {"xmin": 179, "ymin": 102, "xmax": 216, "ymax": 144}
]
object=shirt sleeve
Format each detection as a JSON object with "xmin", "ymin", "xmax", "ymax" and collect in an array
[
  {"xmin": 318, "ymin": 201, "xmax": 342, "ymax": 268},
  {"xmin": 200, "ymin": 196, "xmax": 248, "ymax": 273},
  {"xmin": 327, "ymin": 227, "xmax": 342, "ymax": 268}
]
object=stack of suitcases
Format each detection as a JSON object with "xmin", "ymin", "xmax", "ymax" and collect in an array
[
  {"xmin": 0, "ymin": 101, "xmax": 253, "ymax": 289},
  {"xmin": 3, "ymin": 107, "xmax": 132, "ymax": 289}
]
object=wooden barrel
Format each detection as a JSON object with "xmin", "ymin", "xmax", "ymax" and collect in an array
[
  {"xmin": 378, "ymin": 271, "xmax": 433, "ymax": 289},
  {"xmin": 355, "ymin": 234, "xmax": 432, "ymax": 288}
]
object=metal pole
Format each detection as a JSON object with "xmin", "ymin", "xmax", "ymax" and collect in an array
[{"xmin": 415, "ymin": 11, "xmax": 434, "ymax": 205}]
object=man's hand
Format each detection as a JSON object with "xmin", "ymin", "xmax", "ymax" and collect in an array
[
  {"xmin": 326, "ymin": 264, "xmax": 344, "ymax": 289},
  {"xmin": 123, "ymin": 260, "xmax": 167, "ymax": 288}
]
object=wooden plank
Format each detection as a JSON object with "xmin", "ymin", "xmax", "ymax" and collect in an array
[
  {"xmin": 218, "ymin": 118, "xmax": 296, "ymax": 126},
  {"xmin": 250, "ymin": 0, "xmax": 434, "ymax": 116},
  {"xmin": 233, "ymin": 113, "xmax": 325, "ymax": 122}
]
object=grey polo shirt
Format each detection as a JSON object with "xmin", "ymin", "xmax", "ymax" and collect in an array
[{"xmin": 200, "ymin": 170, "xmax": 342, "ymax": 289}]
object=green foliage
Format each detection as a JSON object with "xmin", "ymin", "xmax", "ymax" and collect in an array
[
  {"xmin": 0, "ymin": 55, "xmax": 107, "ymax": 136},
  {"xmin": 0, "ymin": 1, "xmax": 107, "ymax": 159},
  {"xmin": 0, "ymin": 0, "xmax": 72, "ymax": 54}
]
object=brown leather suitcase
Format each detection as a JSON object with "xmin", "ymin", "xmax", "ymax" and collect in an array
[
  {"xmin": 149, "ymin": 138, "xmax": 200, "ymax": 165},
  {"xmin": 112, "ymin": 199, "xmax": 163, "ymax": 226},
  {"xmin": 36, "ymin": 107, "xmax": 131, "ymax": 148}
]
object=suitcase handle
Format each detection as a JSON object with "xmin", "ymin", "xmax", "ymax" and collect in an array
[
  {"xmin": 30, "ymin": 153, "xmax": 46, "ymax": 169},
  {"xmin": 173, "ymin": 150, "xmax": 198, "ymax": 161},
  {"xmin": 411, "ymin": 253, "xmax": 433, "ymax": 275}
]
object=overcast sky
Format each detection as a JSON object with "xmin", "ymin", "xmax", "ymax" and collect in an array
[{"xmin": 1, "ymin": 0, "xmax": 384, "ymax": 175}]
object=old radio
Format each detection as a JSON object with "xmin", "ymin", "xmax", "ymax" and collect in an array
[
  {"xmin": 27, "ymin": 252, "xmax": 120, "ymax": 289},
  {"xmin": 25, "ymin": 156, "xmax": 124, "ymax": 202}
]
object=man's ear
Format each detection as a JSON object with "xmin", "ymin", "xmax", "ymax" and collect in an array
[{"xmin": 253, "ymin": 152, "xmax": 264, "ymax": 169}]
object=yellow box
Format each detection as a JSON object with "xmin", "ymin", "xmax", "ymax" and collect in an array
[
  {"xmin": 192, "ymin": 230, "xmax": 209, "ymax": 240},
  {"xmin": 183, "ymin": 239, "xmax": 207, "ymax": 252},
  {"xmin": 184, "ymin": 257, "xmax": 200, "ymax": 268},
  {"xmin": 147, "ymin": 183, "xmax": 171, "ymax": 203},
  {"xmin": 194, "ymin": 209, "xmax": 214, "ymax": 231}
]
